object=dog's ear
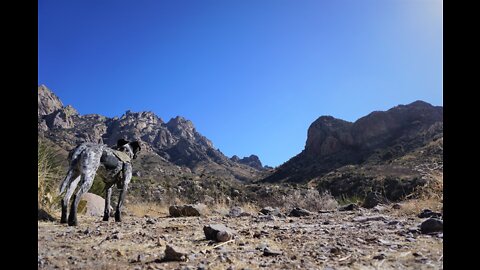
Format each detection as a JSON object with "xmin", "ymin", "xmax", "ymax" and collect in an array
[
  {"xmin": 117, "ymin": 139, "xmax": 129, "ymax": 148},
  {"xmin": 130, "ymin": 141, "xmax": 141, "ymax": 158}
]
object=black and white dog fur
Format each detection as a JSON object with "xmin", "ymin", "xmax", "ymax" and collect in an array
[{"xmin": 59, "ymin": 139, "xmax": 141, "ymax": 226}]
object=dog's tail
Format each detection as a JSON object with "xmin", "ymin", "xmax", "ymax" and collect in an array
[{"xmin": 59, "ymin": 144, "xmax": 87, "ymax": 194}]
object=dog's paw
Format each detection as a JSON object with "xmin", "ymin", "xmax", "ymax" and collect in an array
[{"xmin": 68, "ymin": 216, "xmax": 78, "ymax": 226}]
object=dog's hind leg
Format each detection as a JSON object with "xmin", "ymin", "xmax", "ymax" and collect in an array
[
  {"xmin": 102, "ymin": 186, "xmax": 113, "ymax": 221},
  {"xmin": 68, "ymin": 171, "xmax": 96, "ymax": 226},
  {"xmin": 68, "ymin": 147, "xmax": 103, "ymax": 226},
  {"xmin": 115, "ymin": 163, "xmax": 132, "ymax": 222},
  {"xmin": 60, "ymin": 172, "xmax": 80, "ymax": 224}
]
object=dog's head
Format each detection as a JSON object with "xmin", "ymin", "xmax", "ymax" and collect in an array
[{"xmin": 116, "ymin": 139, "xmax": 141, "ymax": 160}]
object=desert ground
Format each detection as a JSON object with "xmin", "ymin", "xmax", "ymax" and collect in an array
[{"xmin": 38, "ymin": 203, "xmax": 443, "ymax": 270}]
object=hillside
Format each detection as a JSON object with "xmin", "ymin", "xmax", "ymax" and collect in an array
[{"xmin": 263, "ymin": 101, "xmax": 443, "ymax": 201}]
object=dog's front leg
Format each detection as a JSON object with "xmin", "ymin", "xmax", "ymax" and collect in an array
[
  {"xmin": 115, "ymin": 163, "xmax": 132, "ymax": 222},
  {"xmin": 103, "ymin": 186, "xmax": 112, "ymax": 221}
]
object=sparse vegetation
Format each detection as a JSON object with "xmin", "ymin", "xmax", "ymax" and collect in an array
[
  {"xmin": 38, "ymin": 138, "xmax": 63, "ymax": 215},
  {"xmin": 336, "ymin": 193, "xmax": 364, "ymax": 206}
]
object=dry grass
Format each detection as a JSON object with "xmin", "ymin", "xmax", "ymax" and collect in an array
[
  {"xmin": 126, "ymin": 200, "xmax": 262, "ymax": 218},
  {"xmin": 282, "ymin": 189, "xmax": 339, "ymax": 211},
  {"xmin": 418, "ymin": 171, "xmax": 443, "ymax": 200},
  {"xmin": 126, "ymin": 201, "xmax": 171, "ymax": 217},
  {"xmin": 393, "ymin": 171, "xmax": 442, "ymax": 217},
  {"xmin": 38, "ymin": 138, "xmax": 63, "ymax": 214},
  {"xmin": 395, "ymin": 197, "xmax": 442, "ymax": 217}
]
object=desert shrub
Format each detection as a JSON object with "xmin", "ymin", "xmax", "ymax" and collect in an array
[
  {"xmin": 283, "ymin": 189, "xmax": 338, "ymax": 211},
  {"xmin": 247, "ymin": 184, "xmax": 338, "ymax": 211},
  {"xmin": 38, "ymin": 138, "xmax": 63, "ymax": 214},
  {"xmin": 336, "ymin": 193, "xmax": 364, "ymax": 206}
]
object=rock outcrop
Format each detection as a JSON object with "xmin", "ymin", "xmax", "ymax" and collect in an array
[{"xmin": 231, "ymin": 154, "xmax": 265, "ymax": 170}]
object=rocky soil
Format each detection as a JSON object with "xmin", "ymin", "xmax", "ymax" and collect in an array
[{"xmin": 38, "ymin": 205, "xmax": 443, "ymax": 270}]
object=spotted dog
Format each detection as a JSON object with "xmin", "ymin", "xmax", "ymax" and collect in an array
[{"xmin": 59, "ymin": 139, "xmax": 141, "ymax": 226}]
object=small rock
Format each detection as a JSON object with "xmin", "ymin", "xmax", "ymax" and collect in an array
[
  {"xmin": 164, "ymin": 244, "xmax": 188, "ymax": 262},
  {"xmin": 203, "ymin": 224, "xmax": 236, "ymax": 242},
  {"xmin": 373, "ymin": 254, "xmax": 386, "ymax": 260},
  {"xmin": 228, "ymin": 206, "xmax": 244, "ymax": 217},
  {"xmin": 259, "ymin": 207, "xmax": 281, "ymax": 216},
  {"xmin": 263, "ymin": 247, "xmax": 282, "ymax": 256},
  {"xmin": 256, "ymin": 242, "xmax": 269, "ymax": 250},
  {"xmin": 217, "ymin": 230, "xmax": 234, "ymax": 242},
  {"xmin": 353, "ymin": 215, "xmax": 387, "ymax": 223},
  {"xmin": 412, "ymin": 252, "xmax": 423, "ymax": 257},
  {"xmin": 387, "ymin": 220, "xmax": 399, "ymax": 226},
  {"xmin": 418, "ymin": 209, "xmax": 442, "ymax": 219},
  {"xmin": 330, "ymin": 247, "xmax": 341, "ymax": 255},
  {"xmin": 289, "ymin": 207, "xmax": 312, "ymax": 217},
  {"xmin": 169, "ymin": 204, "xmax": 207, "ymax": 217},
  {"xmin": 134, "ymin": 254, "xmax": 145, "ymax": 263},
  {"xmin": 408, "ymin": 227, "xmax": 420, "ymax": 234},
  {"xmin": 116, "ymin": 250, "xmax": 125, "ymax": 257},
  {"xmin": 38, "ymin": 209, "xmax": 55, "ymax": 222},
  {"xmin": 420, "ymin": 218, "xmax": 443, "ymax": 234},
  {"xmin": 372, "ymin": 205, "xmax": 387, "ymax": 212},
  {"xmin": 256, "ymin": 215, "xmax": 276, "ymax": 222},
  {"xmin": 146, "ymin": 218, "xmax": 156, "ymax": 224},
  {"xmin": 339, "ymin": 203, "xmax": 359, "ymax": 211}
]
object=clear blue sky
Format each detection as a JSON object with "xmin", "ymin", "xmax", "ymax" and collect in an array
[{"xmin": 38, "ymin": 0, "xmax": 443, "ymax": 167}]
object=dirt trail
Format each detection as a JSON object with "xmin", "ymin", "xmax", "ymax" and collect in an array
[{"xmin": 38, "ymin": 207, "xmax": 443, "ymax": 270}]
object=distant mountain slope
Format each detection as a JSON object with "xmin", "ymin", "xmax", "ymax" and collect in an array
[
  {"xmin": 263, "ymin": 101, "xmax": 443, "ymax": 191},
  {"xmin": 37, "ymin": 85, "xmax": 266, "ymax": 182}
]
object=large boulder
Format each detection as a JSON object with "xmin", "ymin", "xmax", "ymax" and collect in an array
[
  {"xmin": 420, "ymin": 218, "xmax": 443, "ymax": 234},
  {"xmin": 78, "ymin": 193, "xmax": 112, "ymax": 217}
]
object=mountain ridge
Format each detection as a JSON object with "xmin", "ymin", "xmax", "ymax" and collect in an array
[
  {"xmin": 38, "ymin": 85, "xmax": 267, "ymax": 182},
  {"xmin": 263, "ymin": 100, "xmax": 443, "ymax": 187}
]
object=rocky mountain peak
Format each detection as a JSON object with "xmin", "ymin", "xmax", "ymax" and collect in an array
[
  {"xmin": 167, "ymin": 116, "xmax": 194, "ymax": 134},
  {"xmin": 230, "ymin": 154, "xmax": 264, "ymax": 170},
  {"xmin": 119, "ymin": 110, "xmax": 163, "ymax": 124},
  {"xmin": 306, "ymin": 116, "xmax": 353, "ymax": 156},
  {"xmin": 38, "ymin": 85, "xmax": 63, "ymax": 116}
]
